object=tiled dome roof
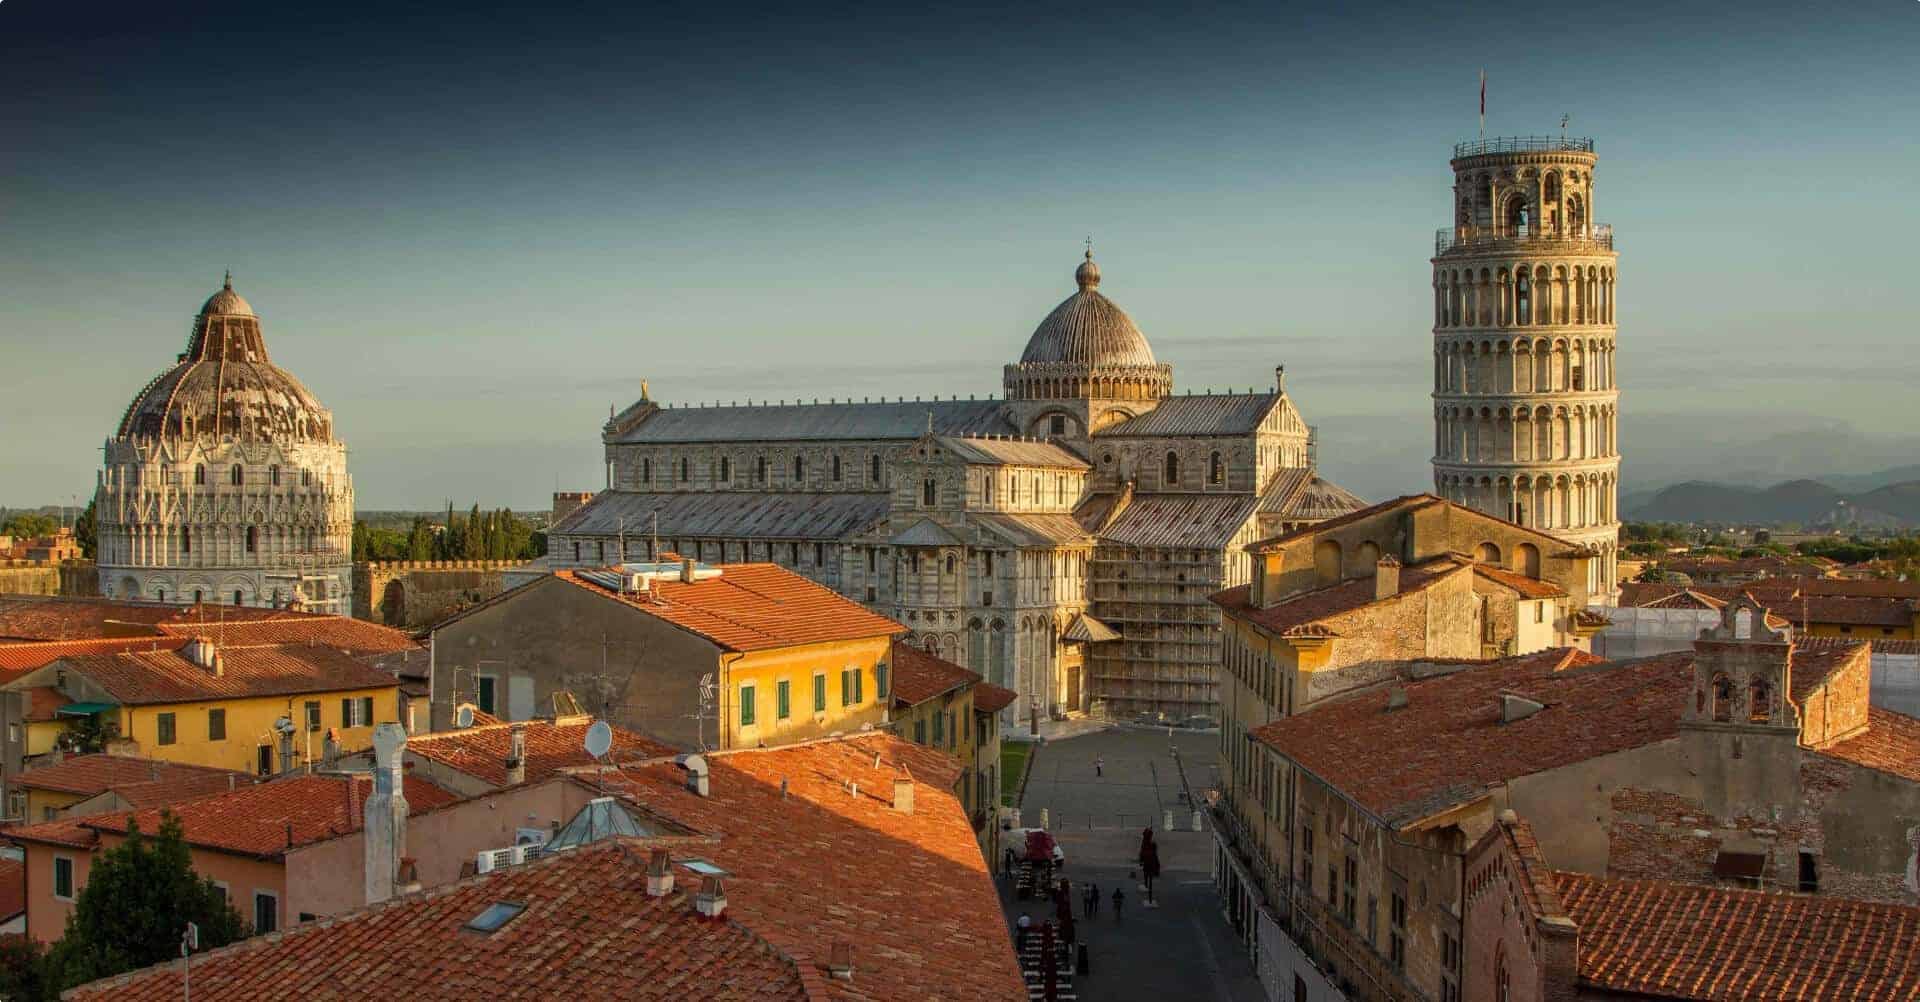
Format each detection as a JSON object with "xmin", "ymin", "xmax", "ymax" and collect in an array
[
  {"xmin": 1018, "ymin": 252, "xmax": 1157, "ymax": 368},
  {"xmin": 115, "ymin": 278, "xmax": 334, "ymax": 443}
]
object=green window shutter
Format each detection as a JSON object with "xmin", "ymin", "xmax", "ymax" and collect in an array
[
  {"xmin": 360, "ymin": 696, "xmax": 374, "ymax": 724},
  {"xmin": 341, "ymin": 699, "xmax": 352, "ymax": 727},
  {"xmin": 854, "ymin": 669, "xmax": 864, "ymax": 704},
  {"xmin": 813, "ymin": 675, "xmax": 826, "ymax": 713},
  {"xmin": 777, "ymin": 680, "xmax": 791, "ymax": 720},
  {"xmin": 914, "ymin": 719, "xmax": 926, "ymax": 744},
  {"xmin": 740, "ymin": 686, "xmax": 755, "ymax": 727},
  {"xmin": 840, "ymin": 670, "xmax": 850, "ymax": 706}
]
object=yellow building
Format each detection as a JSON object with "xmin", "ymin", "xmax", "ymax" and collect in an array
[
  {"xmin": 429, "ymin": 560, "xmax": 906, "ymax": 750},
  {"xmin": 884, "ymin": 640, "xmax": 1017, "ymax": 862},
  {"xmin": 2, "ymin": 636, "xmax": 401, "ymax": 775}
]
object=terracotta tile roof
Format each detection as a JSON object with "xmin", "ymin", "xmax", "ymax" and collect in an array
[
  {"xmin": 1251, "ymin": 649, "xmax": 1680, "ymax": 829},
  {"xmin": 0, "ymin": 636, "xmax": 189, "ymax": 680},
  {"xmin": 1472, "ymin": 562, "xmax": 1567, "ymax": 599},
  {"xmin": 46, "ymin": 642, "xmax": 400, "ymax": 705},
  {"xmin": 402, "ymin": 718, "xmax": 677, "ymax": 787},
  {"xmin": 4, "ymin": 815, "xmax": 107, "ymax": 850},
  {"xmin": 77, "ymin": 773, "xmax": 458, "ymax": 858},
  {"xmin": 0, "ymin": 597, "xmax": 286, "ymax": 641},
  {"xmin": 67, "ymin": 842, "xmax": 816, "ymax": 1002},
  {"xmin": 889, "ymin": 640, "xmax": 981, "ymax": 707},
  {"xmin": 0, "ymin": 857, "xmax": 22, "ymax": 921},
  {"xmin": 1244, "ymin": 494, "xmax": 1445, "ymax": 552},
  {"xmin": 1802, "ymin": 635, "xmax": 1920, "ymax": 656},
  {"xmin": 1816, "ymin": 707, "xmax": 1920, "ymax": 783},
  {"xmin": 1554, "ymin": 870, "xmax": 1920, "ymax": 1000},
  {"xmin": 10, "ymin": 754, "xmax": 254, "ymax": 800},
  {"xmin": 154, "ymin": 616, "xmax": 421, "ymax": 654},
  {"xmin": 556, "ymin": 564, "xmax": 904, "ymax": 652},
  {"xmin": 577, "ymin": 733, "xmax": 1027, "ymax": 1000},
  {"xmin": 973, "ymin": 682, "xmax": 1018, "ymax": 714},
  {"xmin": 1785, "ymin": 641, "xmax": 1866, "ymax": 702},
  {"xmin": 1210, "ymin": 558, "xmax": 1468, "ymax": 636}
]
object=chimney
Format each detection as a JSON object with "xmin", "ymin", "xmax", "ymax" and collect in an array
[
  {"xmin": 363, "ymin": 723, "xmax": 410, "ymax": 905},
  {"xmin": 694, "ymin": 874, "xmax": 726, "ymax": 918},
  {"xmin": 828, "ymin": 942, "xmax": 856, "ymax": 981},
  {"xmin": 184, "ymin": 636, "xmax": 216, "ymax": 670},
  {"xmin": 1500, "ymin": 693, "xmax": 1547, "ymax": 724},
  {"xmin": 396, "ymin": 857, "xmax": 422, "ymax": 896},
  {"xmin": 1385, "ymin": 687, "xmax": 1409, "ymax": 712},
  {"xmin": 646, "ymin": 848, "xmax": 675, "ymax": 897},
  {"xmin": 678, "ymin": 753, "xmax": 710, "ymax": 797},
  {"xmin": 1374, "ymin": 556, "xmax": 1401, "ymax": 600},
  {"xmin": 892, "ymin": 776, "xmax": 915, "ymax": 814},
  {"xmin": 681, "ymin": 557, "xmax": 697, "ymax": 584},
  {"xmin": 504, "ymin": 723, "xmax": 527, "ymax": 786}
]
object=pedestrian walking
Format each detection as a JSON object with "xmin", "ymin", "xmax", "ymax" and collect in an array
[
  {"xmin": 1002, "ymin": 846, "xmax": 1016, "ymax": 880},
  {"xmin": 1095, "ymin": 755, "xmax": 1104, "ymax": 778},
  {"xmin": 1112, "ymin": 887, "xmax": 1125, "ymax": 923},
  {"xmin": 1084, "ymin": 882, "xmax": 1100, "ymax": 918}
]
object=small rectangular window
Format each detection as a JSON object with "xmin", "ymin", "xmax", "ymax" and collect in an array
[
  {"xmin": 53, "ymin": 856, "xmax": 74, "ymax": 900},
  {"xmin": 840, "ymin": 669, "xmax": 852, "ymax": 706},
  {"xmin": 854, "ymin": 668, "xmax": 864, "ymax": 704},
  {"xmin": 157, "ymin": 712, "xmax": 177, "ymax": 746},
  {"xmin": 932, "ymin": 711, "xmax": 944, "ymax": 745},
  {"xmin": 359, "ymin": 696, "xmax": 375, "ymax": 725},
  {"xmin": 305, "ymin": 700, "xmax": 321, "ymax": 732},
  {"xmin": 208, "ymin": 708, "xmax": 226, "ymax": 741},
  {"xmin": 914, "ymin": 719, "xmax": 926, "ymax": 744},
  {"xmin": 876, "ymin": 663, "xmax": 889, "ymax": 699},
  {"xmin": 740, "ymin": 684, "xmax": 756, "ymax": 727},
  {"xmin": 813, "ymin": 673, "xmax": 827, "ymax": 713},
  {"xmin": 776, "ymin": 680, "xmax": 791, "ymax": 721},
  {"xmin": 254, "ymin": 891, "xmax": 278, "ymax": 934},
  {"xmin": 477, "ymin": 676, "xmax": 498, "ymax": 716}
]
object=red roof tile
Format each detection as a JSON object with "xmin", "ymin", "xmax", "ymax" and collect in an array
[
  {"xmin": 1555, "ymin": 870, "xmax": 1920, "ymax": 1000},
  {"xmin": 10, "ymin": 754, "xmax": 255, "ymax": 800},
  {"xmin": 888, "ymin": 640, "xmax": 982, "ymax": 706},
  {"xmin": 154, "ymin": 616, "xmax": 421, "ymax": 654},
  {"xmin": 4, "ymin": 815, "xmax": 104, "ymax": 850},
  {"xmin": 1210, "ymin": 558, "xmax": 1468, "ymax": 636},
  {"xmin": 77, "ymin": 773, "xmax": 458, "ymax": 858},
  {"xmin": 1817, "ymin": 707, "xmax": 1920, "ymax": 783},
  {"xmin": 403, "ymin": 719, "xmax": 677, "ymax": 787},
  {"xmin": 0, "ymin": 597, "xmax": 287, "ymax": 642},
  {"xmin": 1251, "ymin": 648, "xmax": 1672, "ymax": 829},
  {"xmin": 48, "ymin": 642, "xmax": 399, "ymax": 705},
  {"xmin": 0, "ymin": 857, "xmax": 22, "ymax": 921},
  {"xmin": 556, "ymin": 564, "xmax": 904, "ymax": 652},
  {"xmin": 67, "ymin": 842, "xmax": 815, "ymax": 1002},
  {"xmin": 972, "ymin": 682, "xmax": 1018, "ymax": 714},
  {"xmin": 0, "ymin": 636, "xmax": 190, "ymax": 680},
  {"xmin": 1472, "ymin": 562, "xmax": 1567, "ymax": 600}
]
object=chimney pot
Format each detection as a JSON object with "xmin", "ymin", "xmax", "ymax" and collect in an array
[
  {"xmin": 1386, "ymin": 687, "xmax": 1409, "ymax": 712},
  {"xmin": 681, "ymin": 557, "xmax": 696, "ymax": 584},
  {"xmin": 694, "ymin": 874, "xmax": 726, "ymax": 918},
  {"xmin": 828, "ymin": 941, "xmax": 856, "ymax": 981},
  {"xmin": 1374, "ymin": 556, "xmax": 1402, "ymax": 600},
  {"xmin": 892, "ymin": 777, "xmax": 915, "ymax": 814},
  {"xmin": 645, "ymin": 848, "xmax": 674, "ymax": 898},
  {"xmin": 505, "ymin": 723, "xmax": 527, "ymax": 786}
]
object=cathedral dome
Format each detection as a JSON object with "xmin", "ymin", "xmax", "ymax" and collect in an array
[
  {"xmin": 114, "ymin": 277, "xmax": 335, "ymax": 444},
  {"xmin": 1019, "ymin": 252, "xmax": 1157, "ymax": 368}
]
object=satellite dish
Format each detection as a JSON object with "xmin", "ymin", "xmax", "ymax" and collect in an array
[
  {"xmin": 583, "ymin": 720, "xmax": 613, "ymax": 760},
  {"xmin": 454, "ymin": 704, "xmax": 476, "ymax": 729}
]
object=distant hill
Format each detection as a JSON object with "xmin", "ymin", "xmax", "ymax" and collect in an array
[{"xmin": 1629, "ymin": 478, "xmax": 1920, "ymax": 527}]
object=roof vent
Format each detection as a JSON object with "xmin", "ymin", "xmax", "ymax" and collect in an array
[
  {"xmin": 1500, "ymin": 693, "xmax": 1547, "ymax": 724},
  {"xmin": 183, "ymin": 636, "xmax": 217, "ymax": 670},
  {"xmin": 676, "ymin": 753, "xmax": 710, "ymax": 797},
  {"xmin": 1375, "ymin": 556, "xmax": 1402, "ymax": 600},
  {"xmin": 645, "ymin": 848, "xmax": 674, "ymax": 898},
  {"xmin": 828, "ymin": 941, "xmax": 856, "ymax": 981},
  {"xmin": 1385, "ymin": 687, "xmax": 1409, "ymax": 712},
  {"xmin": 693, "ymin": 874, "xmax": 726, "ymax": 918}
]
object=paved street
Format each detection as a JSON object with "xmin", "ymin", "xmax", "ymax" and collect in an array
[{"xmin": 998, "ymin": 727, "xmax": 1263, "ymax": 1002}]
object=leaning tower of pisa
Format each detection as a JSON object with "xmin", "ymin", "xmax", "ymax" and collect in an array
[{"xmin": 1431, "ymin": 135, "xmax": 1620, "ymax": 598}]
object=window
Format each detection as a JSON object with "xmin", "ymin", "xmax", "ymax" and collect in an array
[
  {"xmin": 208, "ymin": 708, "xmax": 226, "ymax": 741},
  {"xmin": 870, "ymin": 454, "xmax": 882, "ymax": 484},
  {"xmin": 1209, "ymin": 451, "xmax": 1223, "ymax": 486},
  {"xmin": 1366, "ymin": 894, "xmax": 1377, "ymax": 944},
  {"xmin": 254, "ymin": 891, "xmax": 278, "ymax": 934},
  {"xmin": 739, "ymin": 684, "xmax": 756, "ymax": 727},
  {"xmin": 922, "ymin": 479, "xmax": 937, "ymax": 507},
  {"xmin": 246, "ymin": 525, "xmax": 258, "ymax": 553},
  {"xmin": 756, "ymin": 456, "xmax": 768, "ymax": 483},
  {"xmin": 211, "ymin": 881, "xmax": 228, "ymax": 905},
  {"xmin": 257, "ymin": 744, "xmax": 274, "ymax": 776},
  {"xmin": 1390, "ymin": 891, "xmax": 1407, "ymax": 969},
  {"xmin": 233, "ymin": 589, "xmax": 244, "ymax": 606},
  {"xmin": 875, "ymin": 662, "xmax": 890, "ymax": 699},
  {"xmin": 814, "ymin": 542, "xmax": 825, "ymax": 566},
  {"xmin": 1341, "ymin": 857, "xmax": 1357, "ymax": 924},
  {"xmin": 194, "ymin": 464, "xmax": 206, "ymax": 485},
  {"xmin": 359, "ymin": 696, "xmax": 374, "ymax": 725},
  {"xmin": 1049, "ymin": 414, "xmax": 1066, "ymax": 435},
  {"xmin": 270, "ymin": 464, "xmax": 281, "ymax": 486},
  {"xmin": 1163, "ymin": 451, "xmax": 1180, "ymax": 485},
  {"xmin": 855, "ymin": 668, "xmax": 864, "ymax": 704},
  {"xmin": 301, "ymin": 469, "xmax": 311, "ymax": 485},
  {"xmin": 1799, "ymin": 851, "xmax": 1819, "ymax": 893},
  {"xmin": 342, "ymin": 697, "xmax": 373, "ymax": 728},
  {"xmin": 157, "ymin": 712, "xmax": 177, "ymax": 746},
  {"xmin": 1534, "ymin": 601, "xmax": 1546, "ymax": 624},
  {"xmin": 642, "ymin": 457, "xmax": 652, "ymax": 483},
  {"xmin": 932, "ymin": 710, "xmax": 945, "ymax": 745},
  {"xmin": 53, "ymin": 856, "xmax": 74, "ymax": 900},
  {"xmin": 1294, "ymin": 975, "xmax": 1307, "ymax": 1002},
  {"xmin": 477, "ymin": 676, "xmax": 498, "ymax": 716},
  {"xmin": 181, "ymin": 526, "xmax": 191, "ymax": 554},
  {"xmin": 793, "ymin": 456, "xmax": 805, "ymax": 482},
  {"xmin": 776, "ymin": 680, "xmax": 791, "ymax": 721},
  {"xmin": 914, "ymin": 719, "xmax": 927, "ymax": 744},
  {"xmin": 677, "ymin": 457, "xmax": 689, "ymax": 482},
  {"xmin": 719, "ymin": 456, "xmax": 731, "ymax": 482},
  {"xmin": 1749, "ymin": 680, "xmax": 1773, "ymax": 723},
  {"xmin": 305, "ymin": 700, "xmax": 321, "ymax": 732},
  {"xmin": 813, "ymin": 673, "xmax": 827, "ymax": 713},
  {"xmin": 831, "ymin": 454, "xmax": 842, "ymax": 482},
  {"xmin": 1299, "ymin": 825, "xmax": 1315, "ymax": 880},
  {"xmin": 1711, "ymin": 672, "xmax": 1734, "ymax": 722},
  {"xmin": 230, "ymin": 465, "xmax": 243, "ymax": 486},
  {"xmin": 463, "ymin": 901, "xmax": 526, "ymax": 933}
]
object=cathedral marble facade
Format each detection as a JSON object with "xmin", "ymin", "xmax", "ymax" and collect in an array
[
  {"xmin": 93, "ymin": 278, "xmax": 355, "ymax": 613},
  {"xmin": 549, "ymin": 253, "xmax": 1364, "ymax": 722}
]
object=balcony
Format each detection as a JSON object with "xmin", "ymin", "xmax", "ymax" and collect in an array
[
  {"xmin": 1454, "ymin": 135, "xmax": 1594, "ymax": 158},
  {"xmin": 1435, "ymin": 223, "xmax": 1613, "ymax": 256}
]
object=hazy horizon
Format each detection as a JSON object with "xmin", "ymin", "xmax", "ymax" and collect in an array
[{"xmin": 4, "ymin": 1, "xmax": 1916, "ymax": 510}]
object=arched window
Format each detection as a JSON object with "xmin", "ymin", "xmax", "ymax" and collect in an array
[
  {"xmin": 831, "ymin": 454, "xmax": 842, "ymax": 482},
  {"xmin": 983, "ymin": 474, "xmax": 994, "ymax": 505},
  {"xmin": 719, "ymin": 456, "xmax": 731, "ymax": 482},
  {"xmin": 793, "ymin": 456, "xmax": 806, "ymax": 482},
  {"xmin": 233, "ymin": 589, "xmax": 244, "ymax": 606},
  {"xmin": 1749, "ymin": 679, "xmax": 1772, "ymax": 723},
  {"xmin": 1476, "ymin": 542, "xmax": 1501, "ymax": 565},
  {"xmin": 678, "ymin": 457, "xmax": 689, "ymax": 483},
  {"xmin": 194, "ymin": 464, "xmax": 206, "ymax": 486},
  {"xmin": 230, "ymin": 465, "xmax": 243, "ymax": 486},
  {"xmin": 1209, "ymin": 451, "xmax": 1224, "ymax": 486},
  {"xmin": 642, "ymin": 457, "xmax": 652, "ymax": 484},
  {"xmin": 1516, "ymin": 542, "xmax": 1541, "ymax": 578},
  {"xmin": 1164, "ymin": 452, "xmax": 1180, "ymax": 486},
  {"xmin": 757, "ymin": 456, "xmax": 768, "ymax": 483},
  {"xmin": 1313, "ymin": 539, "xmax": 1342, "ymax": 585},
  {"xmin": 301, "ymin": 468, "xmax": 311, "ymax": 486},
  {"xmin": 870, "ymin": 454, "xmax": 882, "ymax": 484},
  {"xmin": 944, "ymin": 554, "xmax": 956, "ymax": 575},
  {"xmin": 1712, "ymin": 673, "xmax": 1735, "ymax": 722},
  {"xmin": 246, "ymin": 526, "xmax": 257, "ymax": 553},
  {"xmin": 922, "ymin": 478, "xmax": 937, "ymax": 506},
  {"xmin": 1495, "ymin": 943, "xmax": 1510, "ymax": 1002},
  {"xmin": 181, "ymin": 527, "xmax": 192, "ymax": 554}
]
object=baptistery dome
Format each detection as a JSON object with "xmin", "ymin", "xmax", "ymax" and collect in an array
[
  {"xmin": 116, "ymin": 275, "xmax": 336, "ymax": 444},
  {"xmin": 1018, "ymin": 251, "xmax": 1158, "ymax": 368}
]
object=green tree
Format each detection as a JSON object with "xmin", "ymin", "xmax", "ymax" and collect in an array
[
  {"xmin": 45, "ymin": 812, "xmax": 245, "ymax": 992},
  {"xmin": 1, "ymin": 513, "xmax": 59, "ymax": 539},
  {"xmin": 352, "ymin": 520, "xmax": 372, "ymax": 561},
  {"xmin": 73, "ymin": 499, "xmax": 97, "ymax": 559},
  {"xmin": 0, "ymin": 934, "xmax": 50, "ymax": 1002},
  {"xmin": 405, "ymin": 517, "xmax": 436, "ymax": 561},
  {"xmin": 464, "ymin": 504, "xmax": 484, "ymax": 560}
]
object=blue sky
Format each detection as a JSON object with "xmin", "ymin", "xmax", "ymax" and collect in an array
[{"xmin": 3, "ymin": 0, "xmax": 1917, "ymax": 509}]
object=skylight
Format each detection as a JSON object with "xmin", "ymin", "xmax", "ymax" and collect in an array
[
  {"xmin": 463, "ymin": 901, "xmax": 527, "ymax": 933},
  {"xmin": 682, "ymin": 860, "xmax": 729, "ymax": 877}
]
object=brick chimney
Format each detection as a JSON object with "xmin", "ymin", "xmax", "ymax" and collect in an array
[
  {"xmin": 694, "ymin": 874, "xmax": 726, "ymax": 918},
  {"xmin": 680, "ymin": 557, "xmax": 697, "ymax": 584},
  {"xmin": 504, "ymin": 723, "xmax": 527, "ymax": 786},
  {"xmin": 1374, "ymin": 556, "xmax": 1401, "ymax": 600},
  {"xmin": 363, "ymin": 723, "xmax": 409, "ymax": 905},
  {"xmin": 645, "ymin": 848, "xmax": 674, "ymax": 897}
]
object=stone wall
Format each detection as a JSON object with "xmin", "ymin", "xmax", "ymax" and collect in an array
[
  {"xmin": 352, "ymin": 560, "xmax": 525, "ymax": 630},
  {"xmin": 0, "ymin": 561, "xmax": 99, "ymax": 597}
]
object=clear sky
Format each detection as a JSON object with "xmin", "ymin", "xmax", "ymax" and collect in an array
[{"xmin": 3, "ymin": 0, "xmax": 1917, "ymax": 511}]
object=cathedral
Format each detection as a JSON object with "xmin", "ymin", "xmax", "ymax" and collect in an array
[
  {"xmin": 93, "ymin": 277, "xmax": 355, "ymax": 612},
  {"xmin": 549, "ymin": 252, "xmax": 1365, "ymax": 723}
]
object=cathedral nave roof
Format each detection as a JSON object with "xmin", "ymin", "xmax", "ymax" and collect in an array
[
  {"xmin": 551, "ymin": 490, "xmax": 890, "ymax": 541},
  {"xmin": 608, "ymin": 398, "xmax": 1012, "ymax": 445},
  {"xmin": 1098, "ymin": 391, "xmax": 1284, "ymax": 438}
]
